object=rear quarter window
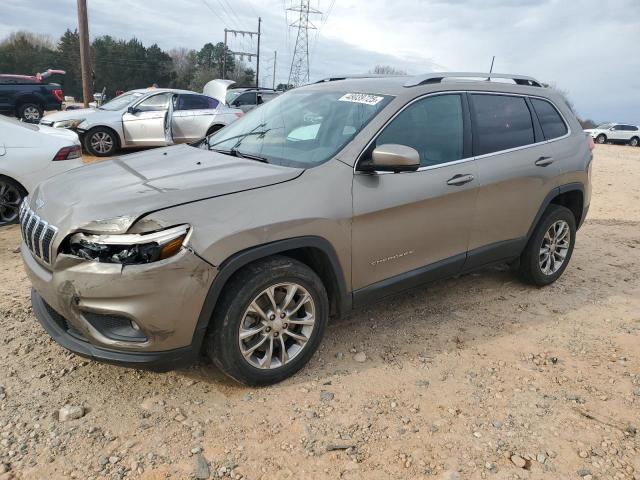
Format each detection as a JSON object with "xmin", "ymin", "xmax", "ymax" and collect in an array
[
  {"xmin": 530, "ymin": 98, "xmax": 568, "ymax": 140},
  {"xmin": 471, "ymin": 94, "xmax": 535, "ymax": 155}
]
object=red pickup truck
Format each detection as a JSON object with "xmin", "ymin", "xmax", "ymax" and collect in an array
[{"xmin": 0, "ymin": 69, "xmax": 66, "ymax": 123}]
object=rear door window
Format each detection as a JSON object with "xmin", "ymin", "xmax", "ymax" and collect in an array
[
  {"xmin": 530, "ymin": 98, "xmax": 568, "ymax": 140},
  {"xmin": 471, "ymin": 94, "xmax": 535, "ymax": 155},
  {"xmin": 177, "ymin": 94, "xmax": 218, "ymax": 110}
]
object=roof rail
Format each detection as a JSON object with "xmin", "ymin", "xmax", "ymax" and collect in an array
[
  {"xmin": 314, "ymin": 73, "xmax": 407, "ymax": 84},
  {"xmin": 404, "ymin": 72, "xmax": 543, "ymax": 88}
]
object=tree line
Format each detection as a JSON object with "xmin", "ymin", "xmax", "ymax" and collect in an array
[{"xmin": 0, "ymin": 30, "xmax": 255, "ymax": 100}]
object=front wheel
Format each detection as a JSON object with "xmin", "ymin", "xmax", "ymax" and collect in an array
[
  {"xmin": 207, "ymin": 256, "xmax": 329, "ymax": 386},
  {"xmin": 84, "ymin": 127, "xmax": 118, "ymax": 157},
  {"xmin": 517, "ymin": 205, "xmax": 576, "ymax": 286},
  {"xmin": 0, "ymin": 177, "xmax": 26, "ymax": 226},
  {"xmin": 595, "ymin": 134, "xmax": 606, "ymax": 144}
]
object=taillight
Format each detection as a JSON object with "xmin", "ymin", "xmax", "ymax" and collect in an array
[
  {"xmin": 53, "ymin": 145, "xmax": 81, "ymax": 161},
  {"xmin": 587, "ymin": 135, "xmax": 595, "ymax": 151},
  {"xmin": 52, "ymin": 89, "xmax": 64, "ymax": 103}
]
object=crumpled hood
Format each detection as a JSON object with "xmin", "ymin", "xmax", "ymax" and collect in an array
[
  {"xmin": 30, "ymin": 144, "xmax": 303, "ymax": 235},
  {"xmin": 43, "ymin": 108, "xmax": 98, "ymax": 122}
]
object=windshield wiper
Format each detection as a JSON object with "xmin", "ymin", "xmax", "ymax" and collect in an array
[{"xmin": 210, "ymin": 148, "xmax": 269, "ymax": 163}]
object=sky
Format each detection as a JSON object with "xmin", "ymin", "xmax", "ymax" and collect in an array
[{"xmin": 2, "ymin": 0, "xmax": 639, "ymax": 123}]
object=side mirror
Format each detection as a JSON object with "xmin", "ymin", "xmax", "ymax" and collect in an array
[
  {"xmin": 363, "ymin": 144, "xmax": 420, "ymax": 173},
  {"xmin": 127, "ymin": 106, "xmax": 137, "ymax": 114},
  {"xmin": 609, "ymin": 127, "xmax": 615, "ymax": 131}
]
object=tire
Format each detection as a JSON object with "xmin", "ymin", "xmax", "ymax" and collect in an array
[
  {"xmin": 595, "ymin": 134, "xmax": 606, "ymax": 144},
  {"xmin": 0, "ymin": 177, "xmax": 27, "ymax": 227},
  {"xmin": 207, "ymin": 256, "xmax": 329, "ymax": 386},
  {"xmin": 517, "ymin": 205, "xmax": 576, "ymax": 286},
  {"xmin": 84, "ymin": 127, "xmax": 118, "ymax": 157},
  {"xmin": 629, "ymin": 137, "xmax": 639, "ymax": 147},
  {"xmin": 206, "ymin": 124, "xmax": 225, "ymax": 136},
  {"xmin": 17, "ymin": 103, "xmax": 43, "ymax": 123}
]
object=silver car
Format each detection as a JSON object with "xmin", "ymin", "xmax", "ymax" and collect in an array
[{"xmin": 41, "ymin": 83, "xmax": 243, "ymax": 157}]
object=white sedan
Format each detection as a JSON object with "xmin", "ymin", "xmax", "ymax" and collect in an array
[
  {"xmin": 0, "ymin": 116, "xmax": 83, "ymax": 226},
  {"xmin": 41, "ymin": 81, "xmax": 243, "ymax": 157}
]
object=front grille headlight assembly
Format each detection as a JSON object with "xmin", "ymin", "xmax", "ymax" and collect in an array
[
  {"xmin": 52, "ymin": 119, "xmax": 85, "ymax": 129},
  {"xmin": 67, "ymin": 225, "xmax": 189, "ymax": 264}
]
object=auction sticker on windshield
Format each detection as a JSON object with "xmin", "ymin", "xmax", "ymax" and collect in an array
[{"xmin": 338, "ymin": 93, "xmax": 385, "ymax": 106}]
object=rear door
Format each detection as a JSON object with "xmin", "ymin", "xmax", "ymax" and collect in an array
[
  {"xmin": 608, "ymin": 124, "xmax": 627, "ymax": 141},
  {"xmin": 352, "ymin": 93, "xmax": 478, "ymax": 291},
  {"xmin": 122, "ymin": 92, "xmax": 172, "ymax": 146},
  {"xmin": 466, "ymin": 93, "xmax": 562, "ymax": 268}
]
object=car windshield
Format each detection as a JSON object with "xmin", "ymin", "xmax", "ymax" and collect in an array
[
  {"xmin": 99, "ymin": 91, "xmax": 144, "ymax": 111},
  {"xmin": 206, "ymin": 89, "xmax": 393, "ymax": 168},
  {"xmin": 225, "ymin": 90, "xmax": 242, "ymax": 104}
]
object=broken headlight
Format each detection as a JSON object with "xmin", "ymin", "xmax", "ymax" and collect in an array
[{"xmin": 68, "ymin": 225, "xmax": 189, "ymax": 264}]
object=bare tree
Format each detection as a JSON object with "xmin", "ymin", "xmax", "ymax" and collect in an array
[{"xmin": 369, "ymin": 64, "xmax": 407, "ymax": 75}]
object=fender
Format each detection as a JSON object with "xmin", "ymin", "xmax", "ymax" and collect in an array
[
  {"xmin": 190, "ymin": 236, "xmax": 351, "ymax": 352},
  {"xmin": 526, "ymin": 182, "xmax": 585, "ymax": 241}
]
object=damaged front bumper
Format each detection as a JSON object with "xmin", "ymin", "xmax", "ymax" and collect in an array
[{"xmin": 22, "ymin": 242, "xmax": 217, "ymax": 371}]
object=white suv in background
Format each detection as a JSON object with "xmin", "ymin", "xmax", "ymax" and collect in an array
[{"xmin": 585, "ymin": 123, "xmax": 640, "ymax": 146}]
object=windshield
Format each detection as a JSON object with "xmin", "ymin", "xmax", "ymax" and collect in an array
[
  {"xmin": 225, "ymin": 90, "xmax": 242, "ymax": 104},
  {"xmin": 99, "ymin": 91, "xmax": 144, "ymax": 111},
  {"xmin": 207, "ymin": 89, "xmax": 393, "ymax": 168}
]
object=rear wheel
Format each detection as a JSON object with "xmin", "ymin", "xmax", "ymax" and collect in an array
[
  {"xmin": 17, "ymin": 103, "xmax": 43, "ymax": 123},
  {"xmin": 595, "ymin": 134, "xmax": 606, "ymax": 144},
  {"xmin": 629, "ymin": 137, "xmax": 639, "ymax": 147},
  {"xmin": 207, "ymin": 256, "xmax": 329, "ymax": 386},
  {"xmin": 517, "ymin": 205, "xmax": 576, "ymax": 286},
  {"xmin": 84, "ymin": 127, "xmax": 118, "ymax": 157},
  {"xmin": 0, "ymin": 177, "xmax": 26, "ymax": 226}
]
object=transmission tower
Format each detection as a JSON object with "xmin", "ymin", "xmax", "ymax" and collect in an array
[{"xmin": 287, "ymin": 0, "xmax": 321, "ymax": 87}]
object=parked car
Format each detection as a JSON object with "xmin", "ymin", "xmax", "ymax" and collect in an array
[
  {"xmin": 0, "ymin": 115, "xmax": 82, "ymax": 226},
  {"xmin": 584, "ymin": 123, "xmax": 640, "ymax": 146},
  {"xmin": 40, "ymin": 83, "xmax": 243, "ymax": 157},
  {"xmin": 20, "ymin": 72, "xmax": 592, "ymax": 385},
  {"xmin": 0, "ymin": 72, "xmax": 65, "ymax": 123},
  {"xmin": 226, "ymin": 86, "xmax": 281, "ymax": 113}
]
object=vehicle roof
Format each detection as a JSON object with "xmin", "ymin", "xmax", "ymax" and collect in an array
[
  {"xmin": 299, "ymin": 73, "xmax": 553, "ymax": 99},
  {"xmin": 0, "ymin": 74, "xmax": 39, "ymax": 82},
  {"xmin": 128, "ymin": 87, "xmax": 207, "ymax": 96}
]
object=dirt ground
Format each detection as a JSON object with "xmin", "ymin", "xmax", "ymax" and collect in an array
[{"xmin": 0, "ymin": 145, "xmax": 639, "ymax": 480}]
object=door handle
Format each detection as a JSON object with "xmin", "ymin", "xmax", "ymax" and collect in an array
[
  {"xmin": 535, "ymin": 156, "xmax": 554, "ymax": 167},
  {"xmin": 446, "ymin": 173, "xmax": 475, "ymax": 186}
]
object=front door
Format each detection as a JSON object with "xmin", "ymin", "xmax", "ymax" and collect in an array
[
  {"xmin": 122, "ymin": 92, "xmax": 172, "ymax": 146},
  {"xmin": 352, "ymin": 93, "xmax": 478, "ymax": 292}
]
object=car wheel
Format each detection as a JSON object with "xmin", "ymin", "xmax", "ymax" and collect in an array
[
  {"xmin": 208, "ymin": 256, "xmax": 329, "ymax": 386},
  {"xmin": 595, "ymin": 134, "xmax": 606, "ymax": 144},
  {"xmin": 84, "ymin": 127, "xmax": 118, "ymax": 157},
  {"xmin": 517, "ymin": 205, "xmax": 576, "ymax": 286},
  {"xmin": 17, "ymin": 103, "xmax": 43, "ymax": 123},
  {"xmin": 0, "ymin": 177, "xmax": 26, "ymax": 227},
  {"xmin": 629, "ymin": 137, "xmax": 639, "ymax": 147}
]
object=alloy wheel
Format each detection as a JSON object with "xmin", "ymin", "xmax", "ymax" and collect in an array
[
  {"xmin": 0, "ymin": 180, "xmax": 23, "ymax": 225},
  {"xmin": 23, "ymin": 106, "xmax": 41, "ymax": 122},
  {"xmin": 539, "ymin": 220, "xmax": 570, "ymax": 275},
  {"xmin": 90, "ymin": 131, "xmax": 114, "ymax": 154},
  {"xmin": 238, "ymin": 282, "xmax": 316, "ymax": 369}
]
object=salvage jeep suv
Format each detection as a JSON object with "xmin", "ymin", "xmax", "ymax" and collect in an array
[{"xmin": 20, "ymin": 72, "xmax": 593, "ymax": 385}]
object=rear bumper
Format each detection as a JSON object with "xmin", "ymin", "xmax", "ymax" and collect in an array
[{"xmin": 31, "ymin": 289, "xmax": 198, "ymax": 371}]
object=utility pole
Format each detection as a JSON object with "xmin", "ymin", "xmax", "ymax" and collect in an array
[
  {"xmin": 287, "ymin": 0, "xmax": 321, "ymax": 87},
  {"xmin": 272, "ymin": 51, "xmax": 277, "ymax": 90},
  {"xmin": 222, "ymin": 29, "xmax": 228, "ymax": 79},
  {"xmin": 256, "ymin": 17, "xmax": 261, "ymax": 88},
  {"xmin": 76, "ymin": 0, "xmax": 92, "ymax": 107},
  {"xmin": 222, "ymin": 22, "xmax": 260, "ymax": 86}
]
